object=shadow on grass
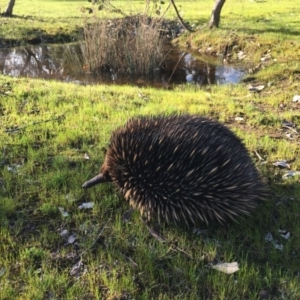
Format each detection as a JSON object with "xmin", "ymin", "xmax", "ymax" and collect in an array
[
  {"xmin": 0, "ymin": 29, "xmax": 82, "ymax": 48},
  {"xmin": 224, "ymin": 21, "xmax": 300, "ymax": 37}
]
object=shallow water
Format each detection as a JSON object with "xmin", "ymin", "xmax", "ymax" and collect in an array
[{"xmin": 0, "ymin": 44, "xmax": 245, "ymax": 88}]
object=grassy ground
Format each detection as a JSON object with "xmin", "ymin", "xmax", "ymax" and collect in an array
[{"xmin": 1, "ymin": 0, "xmax": 300, "ymax": 299}]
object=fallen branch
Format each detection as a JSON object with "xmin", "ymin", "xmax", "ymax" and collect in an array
[
  {"xmin": 76, "ymin": 217, "xmax": 111, "ymax": 260},
  {"xmin": 4, "ymin": 115, "xmax": 65, "ymax": 133}
]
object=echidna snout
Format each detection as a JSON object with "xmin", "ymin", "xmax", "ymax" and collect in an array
[
  {"xmin": 83, "ymin": 114, "xmax": 268, "ymax": 225},
  {"xmin": 82, "ymin": 173, "xmax": 110, "ymax": 188}
]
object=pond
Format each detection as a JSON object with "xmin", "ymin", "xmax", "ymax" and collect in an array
[{"xmin": 0, "ymin": 44, "xmax": 245, "ymax": 88}]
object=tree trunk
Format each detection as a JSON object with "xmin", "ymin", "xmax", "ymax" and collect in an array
[
  {"xmin": 3, "ymin": 0, "xmax": 16, "ymax": 17},
  {"xmin": 208, "ymin": 0, "xmax": 226, "ymax": 29}
]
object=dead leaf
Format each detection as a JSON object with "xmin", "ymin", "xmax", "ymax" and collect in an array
[
  {"xmin": 248, "ymin": 85, "xmax": 265, "ymax": 92},
  {"xmin": 272, "ymin": 160, "xmax": 290, "ymax": 169},
  {"xmin": 58, "ymin": 207, "xmax": 69, "ymax": 217},
  {"xmin": 78, "ymin": 202, "xmax": 94, "ymax": 209},
  {"xmin": 282, "ymin": 171, "xmax": 300, "ymax": 179},
  {"xmin": 292, "ymin": 95, "xmax": 300, "ymax": 102},
  {"xmin": 60, "ymin": 229, "xmax": 69, "ymax": 237},
  {"xmin": 70, "ymin": 260, "xmax": 83, "ymax": 276},
  {"xmin": 265, "ymin": 232, "xmax": 273, "ymax": 242},
  {"xmin": 212, "ymin": 262, "xmax": 239, "ymax": 274},
  {"xmin": 68, "ymin": 234, "xmax": 76, "ymax": 244}
]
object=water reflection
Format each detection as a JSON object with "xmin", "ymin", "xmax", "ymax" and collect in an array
[
  {"xmin": 0, "ymin": 44, "xmax": 82, "ymax": 81},
  {"xmin": 0, "ymin": 44, "xmax": 245, "ymax": 87},
  {"xmin": 183, "ymin": 53, "xmax": 244, "ymax": 85}
]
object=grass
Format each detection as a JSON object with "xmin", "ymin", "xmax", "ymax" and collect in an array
[{"xmin": 0, "ymin": 0, "xmax": 300, "ymax": 299}]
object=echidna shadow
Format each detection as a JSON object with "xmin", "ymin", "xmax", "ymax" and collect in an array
[{"xmin": 83, "ymin": 114, "xmax": 268, "ymax": 226}]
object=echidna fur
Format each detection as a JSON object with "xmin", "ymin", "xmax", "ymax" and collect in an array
[{"xmin": 83, "ymin": 114, "xmax": 268, "ymax": 226}]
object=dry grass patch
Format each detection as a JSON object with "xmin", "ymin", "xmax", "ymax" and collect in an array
[{"xmin": 83, "ymin": 15, "xmax": 166, "ymax": 77}]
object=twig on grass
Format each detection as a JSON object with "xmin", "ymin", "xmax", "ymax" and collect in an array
[
  {"xmin": 75, "ymin": 217, "xmax": 111, "ymax": 260},
  {"xmin": 141, "ymin": 218, "xmax": 193, "ymax": 259},
  {"xmin": 5, "ymin": 115, "xmax": 65, "ymax": 133}
]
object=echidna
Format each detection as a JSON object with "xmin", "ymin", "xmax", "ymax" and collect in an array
[{"xmin": 83, "ymin": 114, "xmax": 268, "ymax": 226}]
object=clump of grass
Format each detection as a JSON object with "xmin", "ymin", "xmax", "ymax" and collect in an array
[{"xmin": 82, "ymin": 12, "xmax": 167, "ymax": 78}]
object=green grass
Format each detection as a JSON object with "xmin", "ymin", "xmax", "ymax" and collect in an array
[
  {"xmin": 1, "ymin": 76, "xmax": 300, "ymax": 299},
  {"xmin": 0, "ymin": 0, "xmax": 300, "ymax": 299}
]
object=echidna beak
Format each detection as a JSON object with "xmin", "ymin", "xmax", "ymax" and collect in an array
[{"xmin": 82, "ymin": 174, "xmax": 106, "ymax": 188}]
